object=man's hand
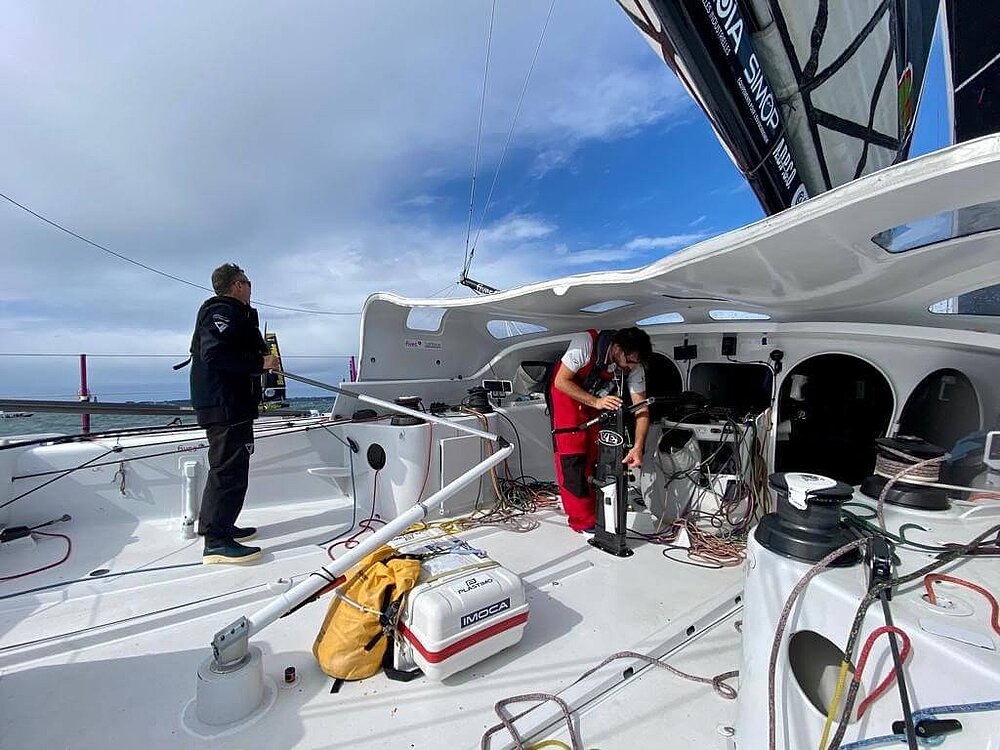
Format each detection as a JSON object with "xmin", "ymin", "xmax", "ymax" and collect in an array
[
  {"xmin": 622, "ymin": 445, "xmax": 644, "ymax": 468},
  {"xmin": 262, "ymin": 354, "xmax": 280, "ymax": 371},
  {"xmin": 594, "ymin": 395, "xmax": 622, "ymax": 411}
]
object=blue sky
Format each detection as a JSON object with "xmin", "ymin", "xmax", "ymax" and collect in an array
[{"xmin": 0, "ymin": 2, "xmax": 950, "ymax": 401}]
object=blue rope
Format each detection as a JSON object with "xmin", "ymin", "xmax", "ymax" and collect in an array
[
  {"xmin": 913, "ymin": 700, "xmax": 1000, "ymax": 719},
  {"xmin": 838, "ymin": 699, "xmax": 1000, "ymax": 750}
]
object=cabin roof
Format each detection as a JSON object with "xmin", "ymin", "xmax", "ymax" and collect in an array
[{"xmin": 357, "ymin": 136, "xmax": 1000, "ymax": 380}]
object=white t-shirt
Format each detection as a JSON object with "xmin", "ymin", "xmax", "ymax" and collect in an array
[{"xmin": 561, "ymin": 332, "xmax": 645, "ymax": 395}]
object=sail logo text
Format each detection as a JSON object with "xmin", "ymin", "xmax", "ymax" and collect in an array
[
  {"xmin": 460, "ymin": 598, "xmax": 511, "ymax": 629},
  {"xmin": 743, "ymin": 55, "xmax": 780, "ymax": 133},
  {"xmin": 772, "ymin": 137, "xmax": 798, "ymax": 189},
  {"xmin": 713, "ymin": 0, "xmax": 744, "ymax": 53}
]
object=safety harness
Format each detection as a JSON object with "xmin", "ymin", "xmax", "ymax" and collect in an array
[{"xmin": 543, "ymin": 328, "xmax": 616, "ymax": 417}]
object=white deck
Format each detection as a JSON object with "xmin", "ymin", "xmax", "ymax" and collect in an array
[{"xmin": 0, "ymin": 505, "xmax": 744, "ymax": 749}]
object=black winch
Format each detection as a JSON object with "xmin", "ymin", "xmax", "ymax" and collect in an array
[
  {"xmin": 756, "ymin": 472, "xmax": 860, "ymax": 565},
  {"xmin": 859, "ymin": 436, "xmax": 949, "ymax": 511}
]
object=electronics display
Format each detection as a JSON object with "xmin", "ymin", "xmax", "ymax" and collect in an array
[
  {"xmin": 661, "ymin": 418, "xmax": 741, "ymax": 443},
  {"xmin": 985, "ymin": 430, "xmax": 1000, "ymax": 472},
  {"xmin": 482, "ymin": 379, "xmax": 513, "ymax": 394}
]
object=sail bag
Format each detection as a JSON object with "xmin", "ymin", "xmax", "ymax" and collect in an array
[{"xmin": 312, "ymin": 546, "xmax": 422, "ymax": 681}]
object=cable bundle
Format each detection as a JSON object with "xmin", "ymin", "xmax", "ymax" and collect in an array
[
  {"xmin": 641, "ymin": 410, "xmax": 771, "ymax": 567},
  {"xmin": 410, "ymin": 407, "xmax": 559, "ymax": 536}
]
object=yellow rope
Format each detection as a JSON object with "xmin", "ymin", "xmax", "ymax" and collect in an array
[
  {"xmin": 527, "ymin": 741, "xmax": 571, "ymax": 750},
  {"xmin": 818, "ymin": 660, "xmax": 851, "ymax": 750}
]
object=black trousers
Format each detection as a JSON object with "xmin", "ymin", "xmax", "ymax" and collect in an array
[{"xmin": 200, "ymin": 420, "xmax": 254, "ymax": 547}]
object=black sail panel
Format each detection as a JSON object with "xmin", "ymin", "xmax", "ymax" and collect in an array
[
  {"xmin": 618, "ymin": 0, "xmax": 939, "ymax": 214},
  {"xmin": 943, "ymin": 0, "xmax": 999, "ymax": 143},
  {"xmin": 617, "ymin": 0, "xmax": 809, "ymax": 215}
]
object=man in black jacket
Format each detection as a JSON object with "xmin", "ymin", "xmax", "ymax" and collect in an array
[{"xmin": 190, "ymin": 263, "xmax": 278, "ymax": 564}]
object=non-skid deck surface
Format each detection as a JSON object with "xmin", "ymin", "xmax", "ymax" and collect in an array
[{"xmin": 0, "ymin": 507, "xmax": 743, "ymax": 749}]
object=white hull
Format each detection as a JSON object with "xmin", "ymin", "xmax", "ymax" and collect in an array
[{"xmin": 3, "ymin": 137, "xmax": 1000, "ymax": 748}]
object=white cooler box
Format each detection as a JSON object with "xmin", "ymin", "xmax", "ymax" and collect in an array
[{"xmin": 388, "ymin": 528, "xmax": 529, "ymax": 681}]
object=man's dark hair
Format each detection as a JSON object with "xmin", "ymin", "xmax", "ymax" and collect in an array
[
  {"xmin": 211, "ymin": 263, "xmax": 245, "ymax": 296},
  {"xmin": 612, "ymin": 327, "xmax": 652, "ymax": 363}
]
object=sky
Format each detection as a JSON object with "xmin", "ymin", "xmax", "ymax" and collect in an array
[{"xmin": 0, "ymin": 1, "xmax": 950, "ymax": 401}]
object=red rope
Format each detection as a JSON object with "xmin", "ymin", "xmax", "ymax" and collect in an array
[
  {"xmin": 924, "ymin": 573, "xmax": 1000, "ymax": 638},
  {"xmin": 0, "ymin": 531, "xmax": 72, "ymax": 582},
  {"xmin": 854, "ymin": 625, "xmax": 912, "ymax": 718}
]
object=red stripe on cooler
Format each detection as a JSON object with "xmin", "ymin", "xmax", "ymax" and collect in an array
[{"xmin": 399, "ymin": 611, "xmax": 529, "ymax": 664}]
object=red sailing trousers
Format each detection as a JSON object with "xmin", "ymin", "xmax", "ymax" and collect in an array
[{"xmin": 549, "ymin": 361, "xmax": 601, "ymax": 531}]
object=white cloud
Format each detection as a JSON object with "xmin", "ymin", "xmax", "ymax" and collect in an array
[
  {"xmin": 555, "ymin": 246, "xmax": 643, "ymax": 267},
  {"xmin": 0, "ymin": 0, "xmax": 696, "ymax": 399},
  {"xmin": 624, "ymin": 233, "xmax": 707, "ymax": 251},
  {"xmin": 397, "ymin": 195, "xmax": 443, "ymax": 208}
]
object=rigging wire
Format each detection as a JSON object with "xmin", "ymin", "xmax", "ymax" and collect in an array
[
  {"xmin": 0, "ymin": 191, "xmax": 359, "ymax": 316},
  {"xmin": 467, "ymin": 0, "xmax": 558, "ymax": 274},
  {"xmin": 462, "ymin": 0, "xmax": 498, "ymax": 279},
  {"xmin": 428, "ymin": 281, "xmax": 459, "ymax": 299}
]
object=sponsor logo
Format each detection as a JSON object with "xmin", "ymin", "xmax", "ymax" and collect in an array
[
  {"xmin": 460, "ymin": 597, "xmax": 511, "ymax": 629},
  {"xmin": 214, "ymin": 321, "xmax": 228, "ymax": 332},
  {"xmin": 404, "ymin": 338, "xmax": 443, "ymax": 350},
  {"xmin": 792, "ymin": 185, "xmax": 809, "ymax": 205},
  {"xmin": 772, "ymin": 136, "xmax": 797, "ymax": 189},
  {"xmin": 456, "ymin": 576, "xmax": 494, "ymax": 594},
  {"xmin": 245, "ymin": 442, "xmax": 255, "ymax": 455},
  {"xmin": 598, "ymin": 429, "xmax": 624, "ymax": 447}
]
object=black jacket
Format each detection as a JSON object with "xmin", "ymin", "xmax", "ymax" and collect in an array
[{"xmin": 189, "ymin": 295, "xmax": 268, "ymax": 426}]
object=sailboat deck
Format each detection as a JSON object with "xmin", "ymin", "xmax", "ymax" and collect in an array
[{"xmin": 0, "ymin": 505, "xmax": 743, "ymax": 749}]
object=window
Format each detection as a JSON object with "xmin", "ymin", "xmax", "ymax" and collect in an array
[
  {"xmin": 636, "ymin": 312, "xmax": 684, "ymax": 325},
  {"xmin": 580, "ymin": 300, "xmax": 634, "ymax": 313},
  {"xmin": 872, "ymin": 198, "xmax": 1000, "ymax": 254},
  {"xmin": 929, "ymin": 283, "xmax": 1000, "ymax": 317},
  {"xmin": 405, "ymin": 307, "xmax": 446, "ymax": 332},
  {"xmin": 709, "ymin": 310, "xmax": 770, "ymax": 321},
  {"xmin": 486, "ymin": 320, "xmax": 549, "ymax": 339}
]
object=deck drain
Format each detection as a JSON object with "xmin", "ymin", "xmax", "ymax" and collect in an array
[{"xmin": 88, "ymin": 568, "xmax": 110, "ymax": 577}]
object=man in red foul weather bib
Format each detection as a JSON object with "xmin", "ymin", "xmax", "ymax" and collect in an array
[{"xmin": 549, "ymin": 327, "xmax": 652, "ymax": 532}]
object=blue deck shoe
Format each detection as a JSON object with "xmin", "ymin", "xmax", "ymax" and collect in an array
[
  {"xmin": 202, "ymin": 541, "xmax": 262, "ymax": 565},
  {"xmin": 197, "ymin": 525, "xmax": 257, "ymax": 541}
]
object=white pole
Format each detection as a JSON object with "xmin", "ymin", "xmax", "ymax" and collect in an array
[
  {"xmin": 247, "ymin": 443, "xmax": 512, "ymax": 636},
  {"xmin": 276, "ymin": 369, "xmax": 500, "ymax": 442},
  {"xmin": 181, "ymin": 460, "xmax": 199, "ymax": 539}
]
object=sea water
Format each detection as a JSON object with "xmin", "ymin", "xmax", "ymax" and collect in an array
[{"xmin": 0, "ymin": 397, "xmax": 338, "ymax": 439}]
